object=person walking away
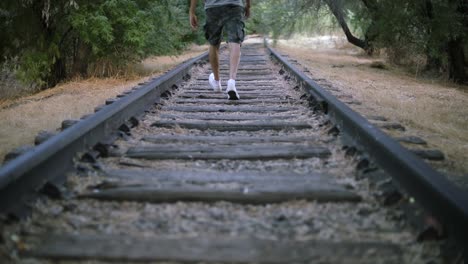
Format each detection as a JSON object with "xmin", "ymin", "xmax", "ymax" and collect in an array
[{"xmin": 189, "ymin": 0, "xmax": 251, "ymax": 100}]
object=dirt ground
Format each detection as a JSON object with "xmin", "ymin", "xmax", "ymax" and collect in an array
[
  {"xmin": 0, "ymin": 45, "xmax": 207, "ymax": 163},
  {"xmin": 276, "ymin": 36, "xmax": 468, "ymax": 184}
]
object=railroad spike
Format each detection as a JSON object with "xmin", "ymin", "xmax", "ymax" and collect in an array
[
  {"xmin": 105, "ymin": 98, "xmax": 118, "ymax": 105},
  {"xmin": 356, "ymin": 158, "xmax": 370, "ymax": 171},
  {"xmin": 80, "ymin": 150, "xmax": 100, "ymax": 163},
  {"xmin": 417, "ymin": 219, "xmax": 447, "ymax": 242},
  {"xmin": 327, "ymin": 126, "xmax": 340, "ymax": 136},
  {"xmin": 39, "ymin": 182, "xmax": 66, "ymax": 200},
  {"xmin": 128, "ymin": 117, "xmax": 139, "ymax": 127},
  {"xmin": 345, "ymin": 146, "xmax": 358, "ymax": 157},
  {"xmin": 118, "ymin": 124, "xmax": 131, "ymax": 134},
  {"xmin": 4, "ymin": 145, "xmax": 33, "ymax": 163},
  {"xmin": 34, "ymin": 131, "xmax": 55, "ymax": 146},
  {"xmin": 93, "ymin": 143, "xmax": 111, "ymax": 158},
  {"xmin": 94, "ymin": 105, "xmax": 105, "ymax": 113},
  {"xmin": 61, "ymin": 119, "xmax": 79, "ymax": 130}
]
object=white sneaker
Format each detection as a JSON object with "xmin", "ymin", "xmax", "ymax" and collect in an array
[
  {"xmin": 209, "ymin": 73, "xmax": 222, "ymax": 92},
  {"xmin": 226, "ymin": 79, "xmax": 240, "ymax": 100}
]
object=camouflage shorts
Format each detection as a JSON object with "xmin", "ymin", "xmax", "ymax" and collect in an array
[{"xmin": 204, "ymin": 5, "xmax": 245, "ymax": 46}]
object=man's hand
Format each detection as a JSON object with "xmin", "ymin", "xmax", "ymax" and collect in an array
[
  {"xmin": 190, "ymin": 12, "xmax": 198, "ymax": 30},
  {"xmin": 189, "ymin": 0, "xmax": 198, "ymax": 30}
]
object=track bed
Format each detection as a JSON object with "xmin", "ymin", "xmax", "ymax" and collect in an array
[{"xmin": 0, "ymin": 43, "xmax": 447, "ymax": 263}]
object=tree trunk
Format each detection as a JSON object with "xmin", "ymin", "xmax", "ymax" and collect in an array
[
  {"xmin": 447, "ymin": 37, "xmax": 467, "ymax": 83},
  {"xmin": 425, "ymin": 53, "xmax": 443, "ymax": 72},
  {"xmin": 422, "ymin": 0, "xmax": 443, "ymax": 72},
  {"xmin": 51, "ymin": 58, "xmax": 66, "ymax": 87},
  {"xmin": 72, "ymin": 39, "xmax": 91, "ymax": 77},
  {"xmin": 324, "ymin": 0, "xmax": 371, "ymax": 54}
]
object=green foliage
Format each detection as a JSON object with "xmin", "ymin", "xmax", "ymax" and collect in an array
[
  {"xmin": 0, "ymin": 0, "xmax": 198, "ymax": 87},
  {"xmin": 249, "ymin": 0, "xmax": 307, "ymax": 37},
  {"xmin": 2, "ymin": 0, "xmax": 466, "ymax": 86},
  {"xmin": 143, "ymin": 1, "xmax": 191, "ymax": 55},
  {"xmin": 69, "ymin": 0, "xmax": 193, "ymax": 74},
  {"xmin": 353, "ymin": 0, "xmax": 466, "ymax": 74},
  {"xmin": 70, "ymin": 10, "xmax": 115, "ymax": 55},
  {"xmin": 250, "ymin": 0, "xmax": 468, "ymax": 82},
  {"xmin": 293, "ymin": 9, "xmax": 337, "ymax": 36},
  {"xmin": 16, "ymin": 41, "xmax": 61, "ymax": 86},
  {"xmin": 248, "ymin": 0, "xmax": 340, "ymax": 38}
]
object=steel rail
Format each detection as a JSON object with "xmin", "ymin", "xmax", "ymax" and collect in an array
[
  {"xmin": 0, "ymin": 52, "xmax": 208, "ymax": 215},
  {"xmin": 267, "ymin": 44, "xmax": 468, "ymax": 246}
]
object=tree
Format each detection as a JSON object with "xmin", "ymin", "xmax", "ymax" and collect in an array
[
  {"xmin": 0, "ymin": 0, "xmax": 196, "ymax": 89},
  {"xmin": 446, "ymin": 0, "xmax": 467, "ymax": 82},
  {"xmin": 323, "ymin": 0, "xmax": 371, "ymax": 53},
  {"xmin": 251, "ymin": 0, "xmax": 468, "ymax": 83}
]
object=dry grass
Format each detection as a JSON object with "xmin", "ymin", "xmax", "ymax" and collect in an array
[
  {"xmin": 277, "ymin": 38, "xmax": 468, "ymax": 175},
  {"xmin": 135, "ymin": 45, "xmax": 208, "ymax": 76},
  {"xmin": 0, "ymin": 45, "xmax": 207, "ymax": 162}
]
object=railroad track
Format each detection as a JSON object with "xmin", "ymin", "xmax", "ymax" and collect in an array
[{"xmin": 1, "ymin": 40, "xmax": 467, "ymax": 263}]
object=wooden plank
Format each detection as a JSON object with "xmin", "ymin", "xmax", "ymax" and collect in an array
[
  {"xmin": 172, "ymin": 99, "xmax": 297, "ymax": 105},
  {"xmin": 128, "ymin": 143, "xmax": 326, "ymax": 153},
  {"xmin": 181, "ymin": 90, "xmax": 284, "ymax": 96},
  {"xmin": 103, "ymin": 168, "xmax": 330, "ymax": 183},
  {"xmin": 199, "ymin": 74, "xmax": 275, "ymax": 78},
  {"xmin": 194, "ymin": 79, "xmax": 274, "ymax": 82},
  {"xmin": 236, "ymin": 56, "xmax": 267, "ymax": 59},
  {"xmin": 184, "ymin": 86, "xmax": 282, "ymax": 91},
  {"xmin": 177, "ymin": 94, "xmax": 280, "ymax": 99},
  {"xmin": 23, "ymin": 234, "xmax": 401, "ymax": 263},
  {"xmin": 79, "ymin": 184, "xmax": 360, "ymax": 203},
  {"xmin": 229, "ymin": 56, "xmax": 268, "ymax": 59},
  {"xmin": 86, "ymin": 169, "xmax": 360, "ymax": 203},
  {"xmin": 220, "ymin": 64, "xmax": 270, "ymax": 68},
  {"xmin": 187, "ymin": 85, "xmax": 281, "ymax": 90},
  {"xmin": 177, "ymin": 93, "xmax": 286, "ymax": 100},
  {"xmin": 184, "ymin": 89, "xmax": 285, "ymax": 96},
  {"xmin": 221, "ymin": 58, "xmax": 268, "ymax": 62},
  {"xmin": 126, "ymin": 144, "xmax": 330, "ymax": 160},
  {"xmin": 395, "ymin": 136, "xmax": 427, "ymax": 145},
  {"xmin": 240, "ymin": 52, "xmax": 266, "ymax": 54},
  {"xmin": 142, "ymin": 135, "xmax": 318, "ymax": 145},
  {"xmin": 186, "ymin": 87, "xmax": 281, "ymax": 92},
  {"xmin": 410, "ymin": 149, "xmax": 445, "ymax": 161},
  {"xmin": 163, "ymin": 106, "xmax": 300, "ymax": 113},
  {"xmin": 188, "ymin": 84, "xmax": 278, "ymax": 88},
  {"xmin": 159, "ymin": 113, "xmax": 295, "ymax": 121},
  {"xmin": 151, "ymin": 120, "xmax": 311, "ymax": 131},
  {"xmin": 219, "ymin": 67, "xmax": 270, "ymax": 71},
  {"xmin": 197, "ymin": 75, "xmax": 276, "ymax": 81},
  {"xmin": 98, "ymin": 169, "xmax": 360, "ymax": 203},
  {"xmin": 240, "ymin": 53, "xmax": 267, "ymax": 56},
  {"xmin": 375, "ymin": 122, "xmax": 406, "ymax": 131},
  {"xmin": 217, "ymin": 71, "xmax": 272, "ymax": 75},
  {"xmin": 187, "ymin": 86, "xmax": 279, "ymax": 90},
  {"xmin": 220, "ymin": 63, "xmax": 268, "ymax": 68},
  {"xmin": 192, "ymin": 80, "xmax": 274, "ymax": 85},
  {"xmin": 240, "ymin": 55, "xmax": 265, "ymax": 58}
]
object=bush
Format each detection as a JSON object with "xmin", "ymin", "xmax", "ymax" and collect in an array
[
  {"xmin": 0, "ymin": 0, "xmax": 199, "ymax": 89},
  {"xmin": 250, "ymin": 0, "xmax": 468, "ymax": 83}
]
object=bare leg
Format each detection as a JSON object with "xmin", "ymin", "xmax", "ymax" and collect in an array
[
  {"xmin": 229, "ymin": 42, "xmax": 241, "ymax": 80},
  {"xmin": 226, "ymin": 42, "xmax": 241, "ymax": 100},
  {"xmin": 209, "ymin": 44, "xmax": 220, "ymax": 80}
]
